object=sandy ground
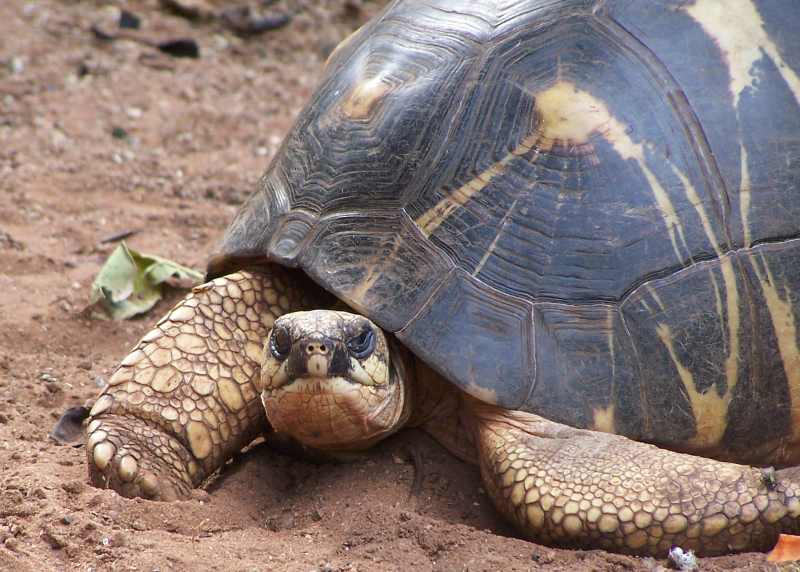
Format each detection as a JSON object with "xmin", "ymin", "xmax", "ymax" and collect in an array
[{"xmin": 0, "ymin": 0, "xmax": 787, "ymax": 570}]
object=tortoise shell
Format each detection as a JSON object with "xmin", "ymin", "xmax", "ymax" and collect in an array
[{"xmin": 209, "ymin": 0, "xmax": 800, "ymax": 461}]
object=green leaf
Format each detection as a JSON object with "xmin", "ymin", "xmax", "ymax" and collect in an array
[{"xmin": 88, "ymin": 242, "xmax": 204, "ymax": 320}]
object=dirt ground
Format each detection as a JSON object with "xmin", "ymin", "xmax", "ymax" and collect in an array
[{"xmin": 0, "ymin": 0, "xmax": 788, "ymax": 570}]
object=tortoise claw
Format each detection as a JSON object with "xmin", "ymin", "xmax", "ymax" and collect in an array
[{"xmin": 86, "ymin": 414, "xmax": 194, "ymax": 501}]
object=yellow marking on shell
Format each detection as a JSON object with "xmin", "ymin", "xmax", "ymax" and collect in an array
[
  {"xmin": 597, "ymin": 308, "xmax": 618, "ymax": 435},
  {"xmin": 647, "ymin": 286, "xmax": 666, "ymax": 313},
  {"xmin": 686, "ymin": 0, "xmax": 800, "ymax": 108},
  {"xmin": 719, "ymin": 258, "xmax": 741, "ymax": 403},
  {"xmin": 473, "ymin": 197, "xmax": 522, "ymax": 276},
  {"xmin": 750, "ymin": 255, "xmax": 800, "ymax": 438},
  {"xmin": 415, "ymin": 157, "xmax": 522, "ymax": 236},
  {"xmin": 688, "ymin": 0, "xmax": 800, "ymax": 251},
  {"xmin": 592, "ymin": 404, "xmax": 616, "ymax": 434},
  {"xmin": 656, "ymin": 323, "xmax": 731, "ymax": 448},
  {"xmin": 465, "ymin": 381, "xmax": 499, "ymax": 406},
  {"xmin": 534, "ymin": 80, "xmax": 610, "ymax": 143},
  {"xmin": 739, "ymin": 145, "xmax": 752, "ymax": 247},
  {"xmin": 606, "ymin": 308, "xmax": 616, "ymax": 382},
  {"xmin": 416, "ymin": 79, "xmax": 609, "ymax": 237},
  {"xmin": 667, "ymin": 165, "xmax": 742, "ymax": 431},
  {"xmin": 340, "ymin": 76, "xmax": 392, "ymax": 119},
  {"xmin": 544, "ymin": 82, "xmax": 690, "ymax": 261}
]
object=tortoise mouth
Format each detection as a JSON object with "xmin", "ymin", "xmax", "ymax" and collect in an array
[
  {"xmin": 260, "ymin": 355, "xmax": 389, "ymax": 394},
  {"xmin": 260, "ymin": 374, "xmax": 403, "ymax": 451}
]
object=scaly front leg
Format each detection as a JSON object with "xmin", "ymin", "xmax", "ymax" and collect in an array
[
  {"xmin": 470, "ymin": 401, "xmax": 800, "ymax": 556},
  {"xmin": 86, "ymin": 267, "xmax": 325, "ymax": 500}
]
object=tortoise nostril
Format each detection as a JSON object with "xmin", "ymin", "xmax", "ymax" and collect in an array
[{"xmin": 305, "ymin": 342, "xmax": 329, "ymax": 355}]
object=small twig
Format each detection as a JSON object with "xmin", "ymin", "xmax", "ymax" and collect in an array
[{"xmin": 99, "ymin": 229, "xmax": 139, "ymax": 244}]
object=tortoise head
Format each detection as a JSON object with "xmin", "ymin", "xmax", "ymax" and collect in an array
[{"xmin": 257, "ymin": 310, "xmax": 411, "ymax": 451}]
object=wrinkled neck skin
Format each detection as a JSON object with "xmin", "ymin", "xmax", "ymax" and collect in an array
[{"xmin": 377, "ymin": 339, "xmax": 482, "ymax": 465}]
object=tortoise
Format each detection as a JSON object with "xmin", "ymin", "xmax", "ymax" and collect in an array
[{"xmin": 80, "ymin": 0, "xmax": 800, "ymax": 557}]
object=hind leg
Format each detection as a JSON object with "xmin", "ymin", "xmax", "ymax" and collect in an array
[
  {"xmin": 86, "ymin": 267, "xmax": 325, "ymax": 500},
  {"xmin": 470, "ymin": 401, "xmax": 800, "ymax": 556}
]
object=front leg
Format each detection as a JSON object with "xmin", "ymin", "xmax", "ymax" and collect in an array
[
  {"xmin": 86, "ymin": 267, "xmax": 325, "ymax": 500},
  {"xmin": 470, "ymin": 401, "xmax": 800, "ymax": 556}
]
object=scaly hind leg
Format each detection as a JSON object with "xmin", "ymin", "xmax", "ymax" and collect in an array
[
  {"xmin": 470, "ymin": 401, "xmax": 800, "ymax": 556},
  {"xmin": 86, "ymin": 267, "xmax": 327, "ymax": 500}
]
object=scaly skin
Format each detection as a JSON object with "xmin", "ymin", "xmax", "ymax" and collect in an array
[
  {"xmin": 85, "ymin": 269, "xmax": 320, "ymax": 500},
  {"xmin": 86, "ymin": 269, "xmax": 800, "ymax": 555},
  {"xmin": 469, "ymin": 402, "xmax": 800, "ymax": 556}
]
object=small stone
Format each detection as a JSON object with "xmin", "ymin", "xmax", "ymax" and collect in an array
[
  {"xmin": 125, "ymin": 107, "xmax": 143, "ymax": 119},
  {"xmin": 4, "ymin": 537, "xmax": 19, "ymax": 551},
  {"xmin": 61, "ymin": 515, "xmax": 74, "ymax": 525},
  {"xmin": 111, "ymin": 532, "xmax": 126, "ymax": 547},
  {"xmin": 118, "ymin": 9, "xmax": 141, "ymax": 29},
  {"xmin": 111, "ymin": 126, "xmax": 128, "ymax": 140},
  {"xmin": 668, "ymin": 546, "xmax": 697, "ymax": 571},
  {"xmin": 9, "ymin": 57, "xmax": 24, "ymax": 75},
  {"xmin": 41, "ymin": 527, "xmax": 68, "ymax": 549},
  {"xmin": 530, "ymin": 548, "xmax": 555, "ymax": 564}
]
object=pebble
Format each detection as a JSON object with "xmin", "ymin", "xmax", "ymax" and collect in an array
[
  {"xmin": 126, "ymin": 107, "xmax": 143, "ymax": 119},
  {"xmin": 41, "ymin": 527, "xmax": 68, "ymax": 549},
  {"xmin": 61, "ymin": 480, "xmax": 85, "ymax": 495},
  {"xmin": 4, "ymin": 537, "xmax": 19, "ymax": 552},
  {"xmin": 111, "ymin": 126, "xmax": 128, "ymax": 140},
  {"xmin": 9, "ymin": 57, "xmax": 24, "ymax": 75},
  {"xmin": 668, "ymin": 546, "xmax": 697, "ymax": 571}
]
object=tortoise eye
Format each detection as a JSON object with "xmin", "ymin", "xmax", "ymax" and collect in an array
[
  {"xmin": 346, "ymin": 326, "xmax": 375, "ymax": 360},
  {"xmin": 269, "ymin": 326, "xmax": 292, "ymax": 360}
]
